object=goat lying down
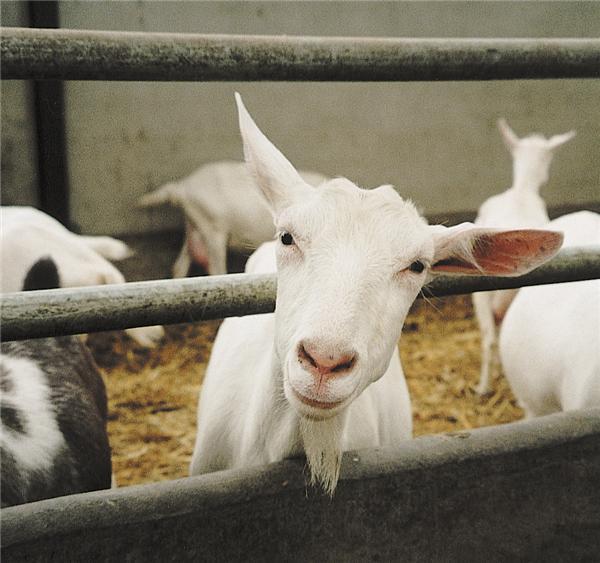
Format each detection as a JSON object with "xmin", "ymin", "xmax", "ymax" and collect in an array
[
  {"xmin": 1, "ymin": 206, "xmax": 164, "ymax": 347},
  {"xmin": 500, "ymin": 211, "xmax": 600, "ymax": 417},
  {"xmin": 138, "ymin": 160, "xmax": 328, "ymax": 276},
  {"xmin": 190, "ymin": 94, "xmax": 564, "ymax": 495},
  {"xmin": 472, "ymin": 119, "xmax": 575, "ymax": 394},
  {"xmin": 1, "ymin": 258, "xmax": 112, "ymax": 507}
]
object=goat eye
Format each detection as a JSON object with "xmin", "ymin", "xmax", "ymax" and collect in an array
[
  {"xmin": 408, "ymin": 260, "xmax": 425, "ymax": 274},
  {"xmin": 280, "ymin": 232, "xmax": 295, "ymax": 246}
]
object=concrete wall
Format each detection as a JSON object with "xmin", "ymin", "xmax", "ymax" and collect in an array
[
  {"xmin": 3, "ymin": 2, "xmax": 600, "ymax": 234},
  {"xmin": 0, "ymin": 1, "xmax": 39, "ymax": 207},
  {"xmin": 2, "ymin": 409, "xmax": 599, "ymax": 561}
]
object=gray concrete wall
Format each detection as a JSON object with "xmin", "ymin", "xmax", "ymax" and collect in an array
[
  {"xmin": 3, "ymin": 2, "xmax": 600, "ymax": 234},
  {"xmin": 0, "ymin": 1, "xmax": 39, "ymax": 207},
  {"xmin": 2, "ymin": 409, "xmax": 599, "ymax": 561}
]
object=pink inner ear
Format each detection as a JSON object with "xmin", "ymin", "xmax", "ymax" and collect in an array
[
  {"xmin": 434, "ymin": 229, "xmax": 563, "ymax": 276},
  {"xmin": 473, "ymin": 230, "xmax": 563, "ymax": 275}
]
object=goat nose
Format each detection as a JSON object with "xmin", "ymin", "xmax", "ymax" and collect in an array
[{"xmin": 297, "ymin": 340, "xmax": 357, "ymax": 378}]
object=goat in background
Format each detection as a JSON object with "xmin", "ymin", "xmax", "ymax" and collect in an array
[
  {"xmin": 472, "ymin": 119, "xmax": 575, "ymax": 394},
  {"xmin": 139, "ymin": 160, "xmax": 327, "ymax": 276}
]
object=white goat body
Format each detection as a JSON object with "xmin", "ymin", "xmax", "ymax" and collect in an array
[
  {"xmin": 1, "ymin": 258, "xmax": 112, "ymax": 507},
  {"xmin": 472, "ymin": 119, "xmax": 575, "ymax": 394},
  {"xmin": 192, "ymin": 239, "xmax": 413, "ymax": 486},
  {"xmin": 138, "ymin": 160, "xmax": 328, "ymax": 276},
  {"xmin": 499, "ymin": 211, "xmax": 600, "ymax": 417},
  {"xmin": 191, "ymin": 94, "xmax": 564, "ymax": 494},
  {"xmin": 1, "ymin": 206, "xmax": 163, "ymax": 347}
]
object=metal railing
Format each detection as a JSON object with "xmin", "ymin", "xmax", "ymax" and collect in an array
[
  {"xmin": 1, "ymin": 27, "xmax": 600, "ymax": 341},
  {"xmin": 2, "ymin": 246, "xmax": 599, "ymax": 341},
  {"xmin": 2, "ymin": 27, "xmax": 600, "ymax": 81}
]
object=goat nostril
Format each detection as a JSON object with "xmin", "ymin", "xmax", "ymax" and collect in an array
[
  {"xmin": 298, "ymin": 341, "xmax": 357, "ymax": 375},
  {"xmin": 298, "ymin": 343, "xmax": 317, "ymax": 368},
  {"xmin": 331, "ymin": 356, "xmax": 356, "ymax": 373}
]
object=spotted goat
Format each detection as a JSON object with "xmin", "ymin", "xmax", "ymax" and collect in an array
[
  {"xmin": 1, "ymin": 258, "xmax": 112, "ymax": 507},
  {"xmin": 1, "ymin": 206, "xmax": 164, "ymax": 347}
]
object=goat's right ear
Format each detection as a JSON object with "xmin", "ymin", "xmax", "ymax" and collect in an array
[
  {"xmin": 497, "ymin": 118, "xmax": 519, "ymax": 151},
  {"xmin": 235, "ymin": 93, "xmax": 313, "ymax": 217},
  {"xmin": 429, "ymin": 223, "xmax": 563, "ymax": 277}
]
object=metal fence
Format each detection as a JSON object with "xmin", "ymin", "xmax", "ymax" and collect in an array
[
  {"xmin": 2, "ymin": 25, "xmax": 600, "ymax": 561},
  {"xmin": 2, "ymin": 27, "xmax": 600, "ymax": 340},
  {"xmin": 2, "ymin": 246, "xmax": 600, "ymax": 341},
  {"xmin": 2, "ymin": 27, "xmax": 600, "ymax": 81}
]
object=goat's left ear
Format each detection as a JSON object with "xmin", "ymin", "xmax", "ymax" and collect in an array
[
  {"xmin": 548, "ymin": 130, "xmax": 576, "ymax": 150},
  {"xmin": 235, "ymin": 92, "xmax": 313, "ymax": 217},
  {"xmin": 429, "ymin": 223, "xmax": 563, "ymax": 276}
]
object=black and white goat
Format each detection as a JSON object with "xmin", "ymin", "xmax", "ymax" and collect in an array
[
  {"xmin": 1, "ymin": 206, "xmax": 163, "ymax": 347},
  {"xmin": 1, "ymin": 258, "xmax": 112, "ymax": 507}
]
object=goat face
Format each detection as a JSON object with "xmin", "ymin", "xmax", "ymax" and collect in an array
[
  {"xmin": 273, "ymin": 181, "xmax": 432, "ymax": 419},
  {"xmin": 235, "ymin": 93, "xmax": 564, "ymax": 423}
]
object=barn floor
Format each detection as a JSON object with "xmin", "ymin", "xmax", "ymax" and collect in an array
[{"xmin": 87, "ymin": 291, "xmax": 523, "ymax": 488}]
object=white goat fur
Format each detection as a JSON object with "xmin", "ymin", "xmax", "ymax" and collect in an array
[
  {"xmin": 499, "ymin": 211, "xmax": 600, "ymax": 417},
  {"xmin": 138, "ymin": 160, "xmax": 328, "ymax": 276},
  {"xmin": 1, "ymin": 206, "xmax": 164, "ymax": 347},
  {"xmin": 472, "ymin": 119, "xmax": 575, "ymax": 394},
  {"xmin": 190, "ymin": 94, "xmax": 564, "ymax": 494}
]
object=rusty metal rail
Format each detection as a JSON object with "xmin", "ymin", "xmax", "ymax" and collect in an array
[
  {"xmin": 2, "ymin": 27, "xmax": 600, "ymax": 81},
  {"xmin": 1, "ymin": 246, "xmax": 599, "ymax": 341}
]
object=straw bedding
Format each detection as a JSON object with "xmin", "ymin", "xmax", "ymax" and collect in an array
[{"xmin": 87, "ymin": 294, "xmax": 523, "ymax": 487}]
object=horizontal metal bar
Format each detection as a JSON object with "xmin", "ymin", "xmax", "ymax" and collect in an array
[
  {"xmin": 1, "ymin": 273, "xmax": 277, "ymax": 342},
  {"xmin": 1, "ymin": 247, "xmax": 599, "ymax": 342},
  {"xmin": 424, "ymin": 245, "xmax": 600, "ymax": 298},
  {"xmin": 2, "ymin": 27, "xmax": 600, "ymax": 81}
]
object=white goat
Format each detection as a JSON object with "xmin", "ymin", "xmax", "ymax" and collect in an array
[
  {"xmin": 499, "ymin": 211, "xmax": 600, "ymax": 417},
  {"xmin": 190, "ymin": 94, "xmax": 563, "ymax": 495},
  {"xmin": 138, "ymin": 160, "xmax": 328, "ymax": 276},
  {"xmin": 472, "ymin": 119, "xmax": 575, "ymax": 394},
  {"xmin": 1, "ymin": 258, "xmax": 112, "ymax": 507},
  {"xmin": 1, "ymin": 206, "xmax": 164, "ymax": 347}
]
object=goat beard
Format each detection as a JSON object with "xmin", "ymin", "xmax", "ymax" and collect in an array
[{"xmin": 299, "ymin": 414, "xmax": 344, "ymax": 496}]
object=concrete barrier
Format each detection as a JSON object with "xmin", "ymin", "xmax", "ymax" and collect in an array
[{"xmin": 2, "ymin": 408, "xmax": 599, "ymax": 561}]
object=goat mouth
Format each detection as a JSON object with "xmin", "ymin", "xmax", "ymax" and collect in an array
[{"xmin": 291, "ymin": 388, "xmax": 343, "ymax": 410}]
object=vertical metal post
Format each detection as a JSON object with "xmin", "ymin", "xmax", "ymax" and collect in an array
[{"xmin": 28, "ymin": 1, "xmax": 70, "ymax": 227}]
